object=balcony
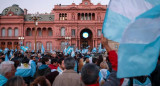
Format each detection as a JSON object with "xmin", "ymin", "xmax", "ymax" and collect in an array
[{"xmin": 0, "ymin": 36, "xmax": 19, "ymax": 39}]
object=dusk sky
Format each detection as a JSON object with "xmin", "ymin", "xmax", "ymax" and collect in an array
[{"xmin": 0, "ymin": 0, "xmax": 110, "ymax": 14}]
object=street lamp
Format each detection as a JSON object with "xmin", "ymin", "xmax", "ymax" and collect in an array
[
  {"xmin": 18, "ymin": 36, "xmax": 24, "ymax": 47},
  {"xmin": 65, "ymin": 36, "xmax": 71, "ymax": 46},
  {"xmin": 31, "ymin": 13, "xmax": 39, "ymax": 52}
]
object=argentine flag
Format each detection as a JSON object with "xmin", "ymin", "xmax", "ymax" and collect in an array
[
  {"xmin": 41, "ymin": 44, "xmax": 45, "ymax": 54},
  {"xmin": 102, "ymin": 0, "xmax": 160, "ymax": 78},
  {"xmin": 92, "ymin": 47, "xmax": 97, "ymax": 53},
  {"xmin": 20, "ymin": 46, "xmax": 29, "ymax": 52}
]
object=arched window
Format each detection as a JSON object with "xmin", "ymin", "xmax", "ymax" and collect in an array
[
  {"xmin": 36, "ymin": 42, "xmax": 42, "ymax": 50},
  {"xmin": 48, "ymin": 28, "xmax": 53, "ymax": 36},
  {"xmin": 14, "ymin": 28, "xmax": 19, "ymax": 36},
  {"xmin": 46, "ymin": 42, "xmax": 52, "ymax": 51},
  {"xmin": 89, "ymin": 13, "xmax": 91, "ymax": 20},
  {"xmin": 81, "ymin": 13, "xmax": 84, "ymax": 20},
  {"xmin": 26, "ymin": 42, "xmax": 31, "ymax": 50},
  {"xmin": 97, "ymin": 29, "xmax": 101, "ymax": 37},
  {"xmin": 61, "ymin": 41, "xmax": 65, "ymax": 51},
  {"xmin": 1, "ymin": 28, "xmax": 5, "ymax": 36},
  {"xmin": 14, "ymin": 42, "xmax": 18, "ymax": 49},
  {"xmin": 8, "ymin": 28, "xmax": 12, "ymax": 36},
  {"xmin": 85, "ymin": 13, "xmax": 88, "ymax": 20},
  {"xmin": 61, "ymin": 27, "xmax": 65, "ymax": 36},
  {"xmin": 62, "ymin": 13, "xmax": 65, "ymax": 20},
  {"xmin": 26, "ymin": 28, "xmax": 32, "ymax": 36},
  {"xmin": 92, "ymin": 13, "xmax": 95, "ymax": 20},
  {"xmin": 1, "ymin": 42, "xmax": 5, "ymax": 50},
  {"xmin": 38, "ymin": 28, "xmax": 42, "ymax": 36},
  {"xmin": 78, "ymin": 13, "xmax": 80, "ymax": 20},
  {"xmin": 65, "ymin": 13, "xmax": 67, "ymax": 20},
  {"xmin": 59, "ymin": 13, "xmax": 62, "ymax": 20}
]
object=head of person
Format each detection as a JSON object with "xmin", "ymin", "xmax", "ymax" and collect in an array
[
  {"xmin": 30, "ymin": 76, "xmax": 51, "ymax": 86},
  {"xmin": 51, "ymin": 58, "xmax": 58, "ymax": 66},
  {"xmin": 92, "ymin": 58, "xmax": 98, "ymax": 65},
  {"xmin": 51, "ymin": 51, "xmax": 57, "ymax": 58},
  {"xmin": 30, "ymin": 55, "xmax": 36, "ymax": 61},
  {"xmin": 0, "ymin": 61, "xmax": 15, "ymax": 79},
  {"xmin": 97, "ymin": 55, "xmax": 103, "ymax": 66},
  {"xmin": 64, "ymin": 57, "xmax": 75, "ymax": 70},
  {"xmin": 41, "ymin": 57, "xmax": 50, "ymax": 65},
  {"xmin": 5, "ymin": 76, "xmax": 27, "ymax": 86},
  {"xmin": 22, "ymin": 57, "xmax": 29, "ymax": 64},
  {"xmin": 81, "ymin": 63, "xmax": 99, "ymax": 85},
  {"xmin": 100, "ymin": 61, "xmax": 109, "ymax": 70},
  {"xmin": 58, "ymin": 58, "xmax": 65, "ymax": 70},
  {"xmin": 78, "ymin": 58, "xmax": 84, "ymax": 72}
]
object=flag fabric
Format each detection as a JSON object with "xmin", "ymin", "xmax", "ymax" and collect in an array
[
  {"xmin": 82, "ymin": 49, "xmax": 88, "ymax": 54},
  {"xmin": 9, "ymin": 50, "xmax": 13, "ymax": 59},
  {"xmin": 5, "ymin": 54, "xmax": 9, "ymax": 61},
  {"xmin": 67, "ymin": 46, "xmax": 73, "ymax": 55},
  {"xmin": 98, "ymin": 43, "xmax": 103, "ymax": 53},
  {"xmin": 71, "ymin": 50, "xmax": 75, "ymax": 57},
  {"xmin": 63, "ymin": 47, "xmax": 67, "ymax": 56},
  {"xmin": 15, "ymin": 49, "xmax": 17, "ymax": 52},
  {"xmin": 4, "ymin": 48, "xmax": 9, "ymax": 61},
  {"xmin": 92, "ymin": 47, "xmax": 97, "ymax": 53},
  {"xmin": 3, "ymin": 48, "xmax": 9, "ymax": 54},
  {"xmin": 102, "ymin": 0, "xmax": 160, "ymax": 78},
  {"xmin": 41, "ymin": 44, "xmax": 45, "ymax": 54},
  {"xmin": 20, "ymin": 46, "xmax": 29, "ymax": 52},
  {"xmin": 0, "ymin": 74, "xmax": 8, "ymax": 86},
  {"xmin": 0, "ymin": 49, "xmax": 2, "ymax": 53}
]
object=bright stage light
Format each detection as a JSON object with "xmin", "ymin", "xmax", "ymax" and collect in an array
[{"xmin": 83, "ymin": 32, "xmax": 89, "ymax": 38}]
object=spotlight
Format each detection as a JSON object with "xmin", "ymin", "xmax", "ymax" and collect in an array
[{"xmin": 83, "ymin": 32, "xmax": 89, "ymax": 38}]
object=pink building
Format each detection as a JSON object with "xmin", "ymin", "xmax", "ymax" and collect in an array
[{"xmin": 0, "ymin": 0, "xmax": 109, "ymax": 51}]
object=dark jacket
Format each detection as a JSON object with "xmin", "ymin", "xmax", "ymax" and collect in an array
[{"xmin": 35, "ymin": 64, "xmax": 51, "ymax": 78}]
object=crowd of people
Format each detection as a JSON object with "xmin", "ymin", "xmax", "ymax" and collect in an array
[{"xmin": 0, "ymin": 37, "xmax": 160, "ymax": 86}]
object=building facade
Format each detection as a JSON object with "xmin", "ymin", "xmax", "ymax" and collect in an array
[{"xmin": 0, "ymin": 0, "xmax": 119, "ymax": 51}]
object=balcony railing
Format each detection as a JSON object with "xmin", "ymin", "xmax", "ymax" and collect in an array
[{"xmin": 0, "ymin": 36, "xmax": 19, "ymax": 39}]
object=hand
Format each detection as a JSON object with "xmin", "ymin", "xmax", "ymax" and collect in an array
[
  {"xmin": 101, "ymin": 35, "xmax": 108, "ymax": 46},
  {"xmin": 101, "ymin": 35, "xmax": 111, "ymax": 52}
]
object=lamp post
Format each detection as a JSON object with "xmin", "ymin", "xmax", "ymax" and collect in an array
[
  {"xmin": 31, "ymin": 13, "xmax": 39, "ymax": 52},
  {"xmin": 18, "ymin": 36, "xmax": 24, "ymax": 48},
  {"xmin": 65, "ymin": 36, "xmax": 71, "ymax": 46}
]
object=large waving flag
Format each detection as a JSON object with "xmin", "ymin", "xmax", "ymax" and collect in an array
[
  {"xmin": 41, "ymin": 44, "xmax": 45, "ymax": 54},
  {"xmin": 20, "ymin": 46, "xmax": 29, "ymax": 52},
  {"xmin": 102, "ymin": 0, "xmax": 160, "ymax": 78}
]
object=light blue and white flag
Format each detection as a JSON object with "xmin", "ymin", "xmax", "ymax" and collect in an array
[
  {"xmin": 67, "ymin": 46, "xmax": 73, "ymax": 55},
  {"xmin": 3, "ymin": 48, "xmax": 9, "ymax": 54},
  {"xmin": 98, "ymin": 43, "xmax": 103, "ymax": 53},
  {"xmin": 82, "ymin": 49, "xmax": 88, "ymax": 54},
  {"xmin": 92, "ymin": 47, "xmax": 97, "ymax": 53},
  {"xmin": 41, "ymin": 44, "xmax": 45, "ymax": 54},
  {"xmin": 71, "ymin": 50, "xmax": 75, "ymax": 57},
  {"xmin": 9, "ymin": 50, "xmax": 13, "ymax": 59},
  {"xmin": 15, "ymin": 49, "xmax": 17, "ymax": 52},
  {"xmin": 15, "ymin": 64, "xmax": 32, "ymax": 77},
  {"xmin": 102, "ymin": 0, "xmax": 160, "ymax": 78},
  {"xmin": 0, "ymin": 49, "xmax": 3, "ymax": 53},
  {"xmin": 20, "ymin": 46, "xmax": 29, "ymax": 52},
  {"xmin": 63, "ymin": 47, "xmax": 67, "ymax": 56}
]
